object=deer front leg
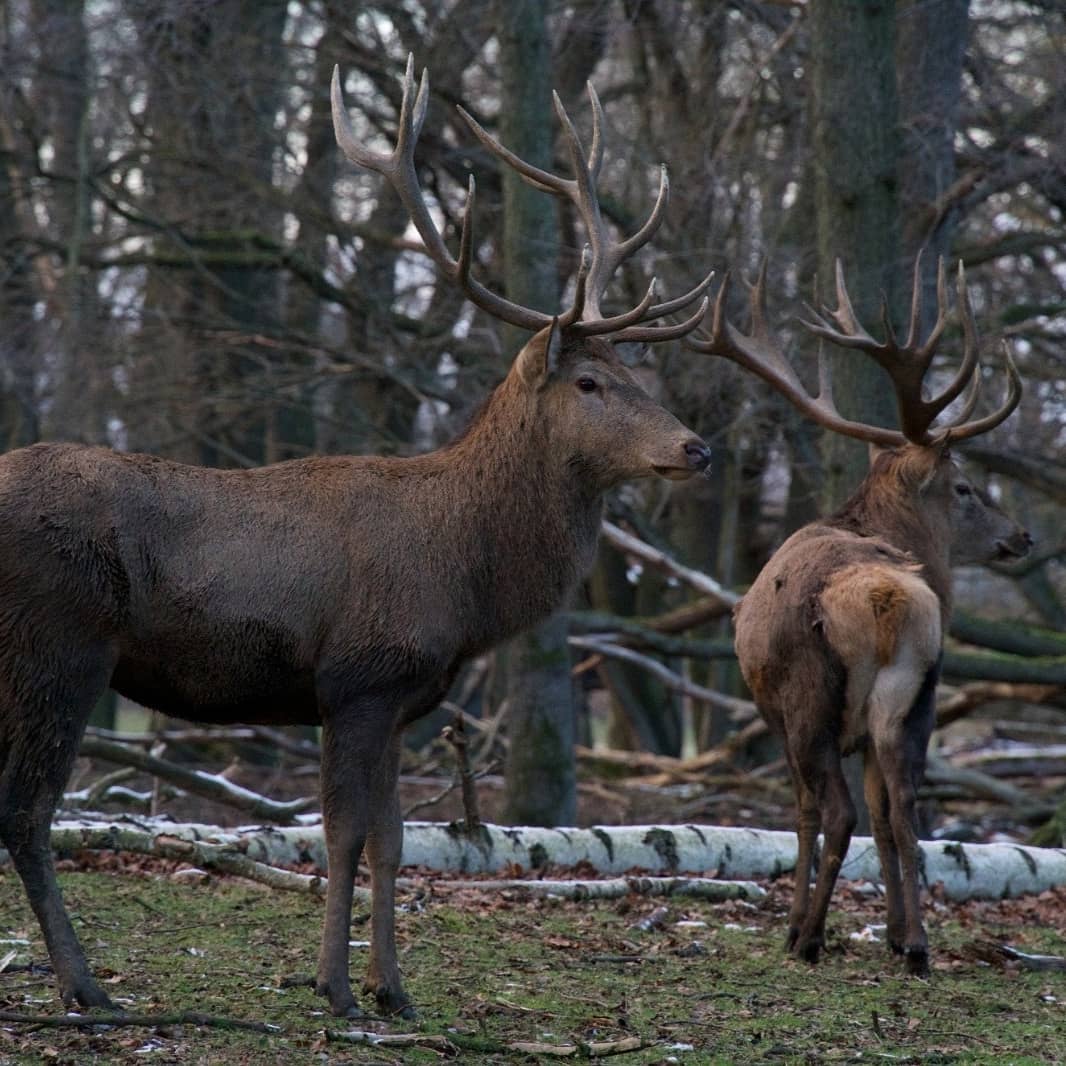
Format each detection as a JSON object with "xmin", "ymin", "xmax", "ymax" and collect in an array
[
  {"xmin": 315, "ymin": 712, "xmax": 388, "ymax": 1018},
  {"xmin": 362, "ymin": 731, "xmax": 413, "ymax": 1018}
]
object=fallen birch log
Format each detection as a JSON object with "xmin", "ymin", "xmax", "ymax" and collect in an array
[
  {"xmin": 425, "ymin": 876, "xmax": 765, "ymax": 900},
  {"xmin": 24, "ymin": 817, "xmax": 1066, "ymax": 903}
]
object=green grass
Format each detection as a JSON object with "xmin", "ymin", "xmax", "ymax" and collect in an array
[{"xmin": 1, "ymin": 862, "xmax": 1064, "ymax": 1064}]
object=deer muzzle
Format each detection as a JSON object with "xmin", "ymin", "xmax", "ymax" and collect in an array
[{"xmin": 654, "ymin": 438, "xmax": 711, "ymax": 480}]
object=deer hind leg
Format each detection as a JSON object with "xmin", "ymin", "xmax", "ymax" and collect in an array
[
  {"xmin": 863, "ymin": 750, "xmax": 905, "ymax": 954},
  {"xmin": 789, "ymin": 731, "xmax": 856, "ymax": 964},
  {"xmin": 362, "ymin": 730, "xmax": 413, "ymax": 1018},
  {"xmin": 0, "ymin": 644, "xmax": 116, "ymax": 1008},
  {"xmin": 869, "ymin": 660, "xmax": 938, "ymax": 978},
  {"xmin": 784, "ymin": 750, "xmax": 821, "ymax": 953}
]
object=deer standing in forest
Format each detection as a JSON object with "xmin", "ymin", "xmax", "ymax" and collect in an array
[
  {"xmin": 690, "ymin": 259, "xmax": 1031, "ymax": 976},
  {"xmin": 0, "ymin": 58, "xmax": 715, "ymax": 1017}
]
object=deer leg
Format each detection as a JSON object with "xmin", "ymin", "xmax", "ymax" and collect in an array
[
  {"xmin": 785, "ymin": 752, "xmax": 820, "ymax": 953},
  {"xmin": 870, "ymin": 660, "xmax": 937, "ymax": 977},
  {"xmin": 361, "ymin": 731, "xmax": 412, "ymax": 1018},
  {"xmin": 0, "ymin": 647, "xmax": 115, "ymax": 1008},
  {"xmin": 863, "ymin": 750, "xmax": 905, "ymax": 954},
  {"xmin": 314, "ymin": 708, "xmax": 392, "ymax": 1018},
  {"xmin": 792, "ymin": 738, "xmax": 856, "ymax": 964}
]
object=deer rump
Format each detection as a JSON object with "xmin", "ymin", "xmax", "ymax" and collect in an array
[{"xmin": 735, "ymin": 525, "xmax": 942, "ymax": 756}]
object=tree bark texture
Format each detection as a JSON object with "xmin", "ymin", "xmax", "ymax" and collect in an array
[{"xmin": 494, "ymin": 0, "xmax": 575, "ymax": 827}]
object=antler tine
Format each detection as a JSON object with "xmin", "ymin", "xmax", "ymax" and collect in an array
[
  {"xmin": 643, "ymin": 266, "xmax": 716, "ymax": 321},
  {"xmin": 613, "ymin": 294, "xmax": 710, "ymax": 343},
  {"xmin": 340, "ymin": 58, "xmax": 708, "ymax": 342},
  {"xmin": 902, "ymin": 250, "xmax": 925, "ymax": 350},
  {"xmin": 586, "ymin": 81, "xmax": 605, "ymax": 183},
  {"xmin": 942, "ymin": 340, "xmax": 1023, "ymax": 443},
  {"xmin": 800, "ymin": 257, "xmax": 970, "ymax": 442},
  {"xmin": 558, "ymin": 245, "xmax": 592, "ymax": 329},
  {"xmin": 916, "ymin": 261, "xmax": 983, "ymax": 428},
  {"xmin": 571, "ymin": 278, "xmax": 658, "ymax": 337},
  {"xmin": 456, "ymin": 104, "xmax": 570, "ymax": 198},
  {"xmin": 942, "ymin": 355, "xmax": 982, "ymax": 430},
  {"xmin": 333, "ymin": 59, "xmax": 551, "ymax": 333},
  {"xmin": 690, "ymin": 270, "xmax": 907, "ymax": 448}
]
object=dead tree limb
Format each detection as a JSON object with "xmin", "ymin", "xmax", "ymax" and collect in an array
[
  {"xmin": 77, "ymin": 738, "xmax": 315, "ymax": 824},
  {"xmin": 600, "ymin": 520, "xmax": 738, "ymax": 608}
]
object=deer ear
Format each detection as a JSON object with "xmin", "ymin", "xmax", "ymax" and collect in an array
[
  {"xmin": 916, "ymin": 443, "xmax": 951, "ymax": 494},
  {"xmin": 513, "ymin": 318, "xmax": 561, "ymax": 387}
]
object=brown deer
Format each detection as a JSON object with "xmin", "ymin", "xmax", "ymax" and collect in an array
[
  {"xmin": 0, "ymin": 59, "xmax": 714, "ymax": 1017},
  {"xmin": 690, "ymin": 259, "xmax": 1031, "ymax": 976}
]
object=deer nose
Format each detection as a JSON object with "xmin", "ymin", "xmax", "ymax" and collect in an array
[{"xmin": 684, "ymin": 440, "xmax": 711, "ymax": 472}]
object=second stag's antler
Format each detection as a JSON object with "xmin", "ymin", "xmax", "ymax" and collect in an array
[
  {"xmin": 689, "ymin": 256, "xmax": 1022, "ymax": 446},
  {"xmin": 332, "ymin": 56, "xmax": 711, "ymax": 342}
]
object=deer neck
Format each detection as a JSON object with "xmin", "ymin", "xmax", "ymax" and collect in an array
[
  {"xmin": 431, "ymin": 376, "xmax": 603, "ymax": 642},
  {"xmin": 830, "ymin": 476, "xmax": 954, "ymax": 619}
]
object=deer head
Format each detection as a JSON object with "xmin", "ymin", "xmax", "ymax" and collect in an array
[
  {"xmin": 331, "ymin": 58, "xmax": 714, "ymax": 484},
  {"xmin": 689, "ymin": 256, "xmax": 1030, "ymax": 561}
]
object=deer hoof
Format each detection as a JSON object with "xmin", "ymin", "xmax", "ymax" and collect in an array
[
  {"xmin": 366, "ymin": 982, "xmax": 416, "ymax": 1020},
  {"xmin": 63, "ymin": 980, "xmax": 114, "ymax": 1011},
  {"xmin": 316, "ymin": 978, "xmax": 365, "ymax": 1018},
  {"xmin": 795, "ymin": 937, "xmax": 823, "ymax": 965},
  {"xmin": 904, "ymin": 947, "xmax": 929, "ymax": 978}
]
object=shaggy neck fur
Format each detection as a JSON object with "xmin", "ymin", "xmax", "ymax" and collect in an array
[{"xmin": 828, "ymin": 447, "xmax": 953, "ymax": 617}]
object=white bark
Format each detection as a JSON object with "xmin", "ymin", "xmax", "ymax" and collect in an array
[{"xmin": 18, "ymin": 818, "xmax": 1066, "ymax": 903}]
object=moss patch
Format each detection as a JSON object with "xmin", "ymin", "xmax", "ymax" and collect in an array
[{"xmin": 0, "ymin": 863, "xmax": 1064, "ymax": 1064}]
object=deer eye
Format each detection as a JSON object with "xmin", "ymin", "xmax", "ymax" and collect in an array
[
  {"xmin": 954, "ymin": 483, "xmax": 972, "ymax": 497},
  {"xmin": 576, "ymin": 377, "xmax": 598, "ymax": 393}
]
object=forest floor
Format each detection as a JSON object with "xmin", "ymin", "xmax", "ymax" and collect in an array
[{"xmin": 1, "ymin": 854, "xmax": 1065, "ymax": 1065}]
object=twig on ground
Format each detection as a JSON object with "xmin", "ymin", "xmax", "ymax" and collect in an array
[
  {"xmin": 0, "ymin": 1009, "xmax": 284, "ymax": 1033},
  {"xmin": 330, "ymin": 1028, "xmax": 647, "ymax": 1057}
]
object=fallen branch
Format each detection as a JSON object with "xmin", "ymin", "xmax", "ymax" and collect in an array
[
  {"xmin": 924, "ymin": 755, "xmax": 1053, "ymax": 819},
  {"xmin": 566, "ymin": 609, "xmax": 736, "ymax": 659},
  {"xmin": 330, "ymin": 1028, "xmax": 647, "ymax": 1057},
  {"xmin": 935, "ymin": 681, "xmax": 1060, "ymax": 728},
  {"xmin": 77, "ymin": 738, "xmax": 315, "ymax": 824},
  {"xmin": 951, "ymin": 744, "xmax": 1066, "ymax": 779},
  {"xmin": 973, "ymin": 941, "xmax": 1066, "ymax": 972},
  {"xmin": 600, "ymin": 520, "xmax": 738, "ymax": 608},
  {"xmin": 0, "ymin": 1009, "xmax": 284, "ymax": 1033},
  {"xmin": 569, "ymin": 635, "xmax": 755, "ymax": 720}
]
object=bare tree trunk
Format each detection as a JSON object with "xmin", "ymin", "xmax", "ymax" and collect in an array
[
  {"xmin": 897, "ymin": 0, "xmax": 970, "ymax": 332},
  {"xmin": 809, "ymin": 0, "xmax": 901, "ymax": 510},
  {"xmin": 809, "ymin": 0, "xmax": 904, "ymax": 832},
  {"xmin": 30, "ymin": 0, "xmax": 108, "ymax": 444},
  {"xmin": 495, "ymin": 0, "xmax": 575, "ymax": 828}
]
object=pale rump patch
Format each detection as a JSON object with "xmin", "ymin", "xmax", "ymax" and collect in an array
[{"xmin": 819, "ymin": 563, "xmax": 941, "ymax": 752}]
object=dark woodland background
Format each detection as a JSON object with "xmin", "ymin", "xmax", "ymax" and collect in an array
[{"xmin": 2, "ymin": 0, "xmax": 1065, "ymax": 836}]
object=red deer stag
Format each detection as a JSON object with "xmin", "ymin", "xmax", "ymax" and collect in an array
[
  {"xmin": 0, "ymin": 58, "xmax": 714, "ymax": 1018},
  {"xmin": 690, "ymin": 259, "xmax": 1031, "ymax": 976}
]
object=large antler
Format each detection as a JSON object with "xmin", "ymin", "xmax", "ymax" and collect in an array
[
  {"xmin": 689, "ymin": 256, "xmax": 1021, "ymax": 446},
  {"xmin": 332, "ymin": 57, "xmax": 710, "ymax": 342}
]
